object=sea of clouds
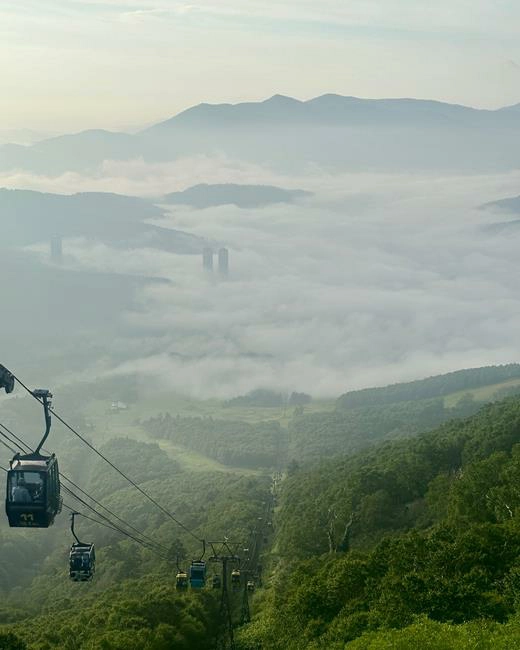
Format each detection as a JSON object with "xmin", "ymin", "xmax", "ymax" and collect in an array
[{"xmin": 16, "ymin": 158, "xmax": 520, "ymax": 398}]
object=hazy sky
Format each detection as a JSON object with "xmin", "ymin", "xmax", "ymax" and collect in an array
[{"xmin": 2, "ymin": 0, "xmax": 520, "ymax": 133}]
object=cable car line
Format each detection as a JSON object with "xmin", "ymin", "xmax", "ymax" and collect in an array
[
  {"xmin": 0, "ymin": 435, "xmax": 18, "ymax": 455},
  {"xmin": 60, "ymin": 484, "xmax": 170, "ymax": 559},
  {"xmin": 59, "ymin": 498, "xmax": 168, "ymax": 560},
  {"xmin": 1, "ymin": 462, "xmax": 169, "ymax": 561},
  {"xmin": 1, "ymin": 470, "xmax": 95, "ymax": 543},
  {"xmin": 60, "ymin": 500, "xmax": 170, "ymax": 560},
  {"xmin": 58, "ymin": 480, "xmax": 171, "ymax": 557},
  {"xmin": 61, "ymin": 501, "xmax": 122, "ymax": 535},
  {"xmin": 60, "ymin": 493, "xmax": 169, "ymax": 560},
  {"xmin": 0, "ymin": 425, "xmax": 30, "ymax": 455},
  {"xmin": 1, "ymin": 464, "xmax": 169, "ymax": 561},
  {"xmin": 0, "ymin": 422, "xmax": 32, "ymax": 453},
  {"xmin": 63, "ymin": 501, "xmax": 116, "ymax": 527},
  {"xmin": 59, "ymin": 474, "xmax": 172, "ymax": 556},
  {"xmin": 2, "ymin": 365, "xmax": 273, "ymax": 605},
  {"xmin": 0, "ymin": 420, "xmax": 171, "ymax": 556},
  {"xmin": 12, "ymin": 371, "xmax": 204, "ymax": 546},
  {"xmin": 3, "ymin": 366, "xmax": 205, "ymax": 552}
]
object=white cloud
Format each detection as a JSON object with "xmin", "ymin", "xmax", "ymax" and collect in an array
[
  {"xmin": 28, "ymin": 166, "xmax": 520, "ymax": 399},
  {"xmin": 63, "ymin": 0, "xmax": 520, "ymax": 36},
  {"xmin": 0, "ymin": 155, "xmax": 284, "ymax": 196}
]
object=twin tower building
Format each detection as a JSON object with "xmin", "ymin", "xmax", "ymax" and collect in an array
[
  {"xmin": 203, "ymin": 247, "xmax": 229, "ymax": 278},
  {"xmin": 51, "ymin": 235, "xmax": 229, "ymax": 279}
]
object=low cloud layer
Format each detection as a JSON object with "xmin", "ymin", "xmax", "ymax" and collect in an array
[
  {"xmin": 26, "ymin": 165, "xmax": 520, "ymax": 399},
  {"xmin": 0, "ymin": 155, "xmax": 297, "ymax": 197}
]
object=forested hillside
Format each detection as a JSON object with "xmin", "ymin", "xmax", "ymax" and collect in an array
[
  {"xmin": 3, "ymin": 367, "xmax": 520, "ymax": 649},
  {"xmin": 3, "ymin": 581, "xmax": 220, "ymax": 650},
  {"xmin": 238, "ymin": 396, "xmax": 520, "ymax": 648},
  {"xmin": 287, "ymin": 395, "xmax": 480, "ymax": 462},
  {"xmin": 145, "ymin": 414, "xmax": 286, "ymax": 469},
  {"xmin": 0, "ymin": 423, "xmax": 272, "ymax": 649},
  {"xmin": 337, "ymin": 364, "xmax": 520, "ymax": 408},
  {"xmin": 143, "ymin": 392, "xmax": 485, "ymax": 468},
  {"xmin": 144, "ymin": 366, "xmax": 520, "ymax": 469}
]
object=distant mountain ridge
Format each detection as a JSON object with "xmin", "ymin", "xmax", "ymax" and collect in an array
[
  {"xmin": 480, "ymin": 194, "xmax": 520, "ymax": 234},
  {"xmin": 2, "ymin": 94, "xmax": 520, "ymax": 174},
  {"xmin": 482, "ymin": 194, "xmax": 520, "ymax": 214},
  {"xmin": 145, "ymin": 94, "xmax": 520, "ymax": 132}
]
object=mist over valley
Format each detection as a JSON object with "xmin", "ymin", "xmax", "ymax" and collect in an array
[{"xmin": 2, "ymin": 103, "xmax": 520, "ymax": 399}]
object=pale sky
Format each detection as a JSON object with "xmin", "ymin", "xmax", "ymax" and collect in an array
[{"xmin": 1, "ymin": 0, "xmax": 520, "ymax": 133}]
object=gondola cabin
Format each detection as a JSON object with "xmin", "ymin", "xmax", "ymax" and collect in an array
[
  {"xmin": 69, "ymin": 543, "xmax": 95, "ymax": 581},
  {"xmin": 6, "ymin": 453, "xmax": 61, "ymax": 528},
  {"xmin": 189, "ymin": 560, "xmax": 207, "ymax": 588},
  {"xmin": 212, "ymin": 574, "xmax": 222, "ymax": 589},
  {"xmin": 247, "ymin": 580, "xmax": 255, "ymax": 592},
  {"xmin": 176, "ymin": 571, "xmax": 188, "ymax": 590},
  {"xmin": 231, "ymin": 569, "xmax": 241, "ymax": 591}
]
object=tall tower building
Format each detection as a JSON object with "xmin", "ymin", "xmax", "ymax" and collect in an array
[
  {"xmin": 203, "ymin": 247, "xmax": 214, "ymax": 272},
  {"xmin": 50, "ymin": 235, "xmax": 63, "ymax": 263},
  {"xmin": 218, "ymin": 247, "xmax": 229, "ymax": 278}
]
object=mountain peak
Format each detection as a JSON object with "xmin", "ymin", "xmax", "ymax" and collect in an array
[{"xmin": 264, "ymin": 94, "xmax": 302, "ymax": 104}]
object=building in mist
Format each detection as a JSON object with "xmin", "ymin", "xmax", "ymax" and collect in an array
[
  {"xmin": 203, "ymin": 247, "xmax": 214, "ymax": 272},
  {"xmin": 50, "ymin": 235, "xmax": 63, "ymax": 262},
  {"xmin": 218, "ymin": 247, "xmax": 229, "ymax": 277}
]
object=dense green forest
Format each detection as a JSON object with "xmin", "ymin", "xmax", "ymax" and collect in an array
[
  {"xmin": 287, "ymin": 395, "xmax": 482, "ymax": 462},
  {"xmin": 144, "ymin": 366, "xmax": 520, "ymax": 471},
  {"xmin": 237, "ymin": 396, "xmax": 520, "ymax": 648},
  {"xmin": 0, "ymin": 423, "xmax": 271, "ymax": 649},
  {"xmin": 2, "ymin": 365, "xmax": 520, "ymax": 649},
  {"xmin": 145, "ymin": 414, "xmax": 286, "ymax": 469},
  {"xmin": 2, "ymin": 580, "xmax": 220, "ymax": 650},
  {"xmin": 144, "ymin": 393, "xmax": 482, "ymax": 468}
]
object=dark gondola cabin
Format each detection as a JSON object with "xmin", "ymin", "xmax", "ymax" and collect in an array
[
  {"xmin": 231, "ymin": 568, "xmax": 241, "ymax": 591},
  {"xmin": 189, "ymin": 560, "xmax": 207, "ymax": 588},
  {"xmin": 212, "ymin": 574, "xmax": 222, "ymax": 589},
  {"xmin": 6, "ymin": 453, "xmax": 61, "ymax": 527},
  {"xmin": 5, "ymin": 388, "xmax": 60, "ymax": 528},
  {"xmin": 69, "ymin": 543, "xmax": 96, "ymax": 581}
]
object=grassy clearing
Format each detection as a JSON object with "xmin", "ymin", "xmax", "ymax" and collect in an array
[
  {"xmin": 76, "ymin": 394, "xmax": 298, "ymax": 475},
  {"xmin": 154, "ymin": 439, "xmax": 264, "ymax": 476}
]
